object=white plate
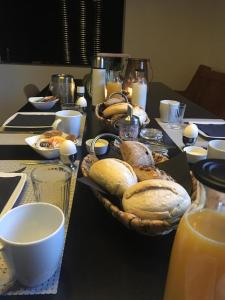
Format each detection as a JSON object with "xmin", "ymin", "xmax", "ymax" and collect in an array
[
  {"xmin": 2, "ymin": 112, "xmax": 56, "ymax": 129},
  {"xmin": 0, "ymin": 172, "xmax": 27, "ymax": 217},
  {"xmin": 25, "ymin": 133, "xmax": 78, "ymax": 159}
]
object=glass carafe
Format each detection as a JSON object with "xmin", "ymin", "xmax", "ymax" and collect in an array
[
  {"xmin": 123, "ymin": 58, "xmax": 152, "ymax": 110},
  {"xmin": 164, "ymin": 159, "xmax": 225, "ymax": 300}
]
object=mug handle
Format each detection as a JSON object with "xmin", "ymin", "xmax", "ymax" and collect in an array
[{"xmin": 52, "ymin": 118, "xmax": 62, "ymax": 130}]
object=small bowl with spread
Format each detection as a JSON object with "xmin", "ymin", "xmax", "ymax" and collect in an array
[
  {"xmin": 28, "ymin": 96, "xmax": 59, "ymax": 111},
  {"xmin": 86, "ymin": 138, "xmax": 109, "ymax": 155},
  {"xmin": 183, "ymin": 146, "xmax": 207, "ymax": 164}
]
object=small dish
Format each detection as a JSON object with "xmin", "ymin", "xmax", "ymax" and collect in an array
[
  {"xmin": 25, "ymin": 133, "xmax": 77, "ymax": 159},
  {"xmin": 28, "ymin": 97, "xmax": 59, "ymax": 111},
  {"xmin": 86, "ymin": 138, "xmax": 109, "ymax": 155},
  {"xmin": 140, "ymin": 128, "xmax": 163, "ymax": 142},
  {"xmin": 183, "ymin": 146, "xmax": 207, "ymax": 164}
]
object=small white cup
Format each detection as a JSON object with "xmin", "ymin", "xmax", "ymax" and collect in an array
[
  {"xmin": 207, "ymin": 140, "xmax": 225, "ymax": 159},
  {"xmin": 183, "ymin": 146, "xmax": 207, "ymax": 164},
  {"xmin": 53, "ymin": 110, "xmax": 82, "ymax": 137},
  {"xmin": 159, "ymin": 100, "xmax": 180, "ymax": 123},
  {"xmin": 0, "ymin": 203, "xmax": 65, "ymax": 287}
]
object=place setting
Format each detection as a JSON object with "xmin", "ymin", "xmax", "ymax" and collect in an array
[{"xmin": 0, "ymin": 86, "xmax": 89, "ymax": 295}]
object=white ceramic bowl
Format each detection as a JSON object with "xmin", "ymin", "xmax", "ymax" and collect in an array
[
  {"xmin": 183, "ymin": 146, "xmax": 207, "ymax": 164},
  {"xmin": 25, "ymin": 134, "xmax": 77, "ymax": 159},
  {"xmin": 28, "ymin": 97, "xmax": 59, "ymax": 111},
  {"xmin": 86, "ymin": 138, "xmax": 109, "ymax": 155}
]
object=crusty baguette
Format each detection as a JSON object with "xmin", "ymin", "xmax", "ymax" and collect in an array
[
  {"xmin": 122, "ymin": 179, "xmax": 191, "ymax": 220},
  {"xmin": 120, "ymin": 141, "xmax": 154, "ymax": 167},
  {"xmin": 89, "ymin": 158, "xmax": 137, "ymax": 198},
  {"xmin": 102, "ymin": 103, "xmax": 128, "ymax": 118}
]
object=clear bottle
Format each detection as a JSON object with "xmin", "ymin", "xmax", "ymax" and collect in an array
[
  {"xmin": 123, "ymin": 58, "xmax": 151, "ymax": 111},
  {"xmin": 75, "ymin": 86, "xmax": 87, "ymax": 113},
  {"xmin": 91, "ymin": 56, "xmax": 106, "ymax": 106}
]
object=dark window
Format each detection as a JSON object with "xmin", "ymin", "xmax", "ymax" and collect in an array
[{"xmin": 0, "ymin": 0, "xmax": 124, "ymax": 66}]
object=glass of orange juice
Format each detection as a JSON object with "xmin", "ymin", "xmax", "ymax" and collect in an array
[
  {"xmin": 164, "ymin": 159, "xmax": 225, "ymax": 300},
  {"xmin": 106, "ymin": 69, "xmax": 123, "ymax": 99}
]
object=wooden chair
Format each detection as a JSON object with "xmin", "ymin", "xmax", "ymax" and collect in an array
[{"xmin": 178, "ymin": 65, "xmax": 225, "ymax": 119}]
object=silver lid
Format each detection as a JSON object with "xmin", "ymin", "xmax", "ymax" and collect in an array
[{"xmin": 92, "ymin": 56, "xmax": 105, "ymax": 69}]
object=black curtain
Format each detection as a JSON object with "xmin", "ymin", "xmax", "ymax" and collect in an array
[{"xmin": 0, "ymin": 0, "xmax": 124, "ymax": 65}]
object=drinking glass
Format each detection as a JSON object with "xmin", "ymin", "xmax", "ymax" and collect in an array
[
  {"xmin": 167, "ymin": 103, "xmax": 186, "ymax": 129},
  {"xmin": 31, "ymin": 164, "xmax": 72, "ymax": 217},
  {"xmin": 164, "ymin": 159, "xmax": 225, "ymax": 300},
  {"xmin": 49, "ymin": 74, "xmax": 75, "ymax": 109},
  {"xmin": 106, "ymin": 69, "xmax": 123, "ymax": 98}
]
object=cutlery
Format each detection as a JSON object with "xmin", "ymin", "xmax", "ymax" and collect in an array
[{"xmin": 23, "ymin": 160, "xmax": 59, "ymax": 165}]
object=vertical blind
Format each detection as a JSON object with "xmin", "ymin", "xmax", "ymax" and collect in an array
[{"xmin": 0, "ymin": 0, "xmax": 124, "ymax": 66}]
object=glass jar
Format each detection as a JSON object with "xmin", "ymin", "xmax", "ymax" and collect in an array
[
  {"xmin": 123, "ymin": 58, "xmax": 152, "ymax": 110},
  {"xmin": 164, "ymin": 159, "xmax": 225, "ymax": 300}
]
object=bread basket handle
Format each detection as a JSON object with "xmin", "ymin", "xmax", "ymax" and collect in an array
[
  {"xmin": 108, "ymin": 92, "xmax": 129, "ymax": 103},
  {"xmin": 90, "ymin": 133, "xmax": 122, "ymax": 155}
]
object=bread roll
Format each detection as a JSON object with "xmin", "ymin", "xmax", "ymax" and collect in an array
[
  {"xmin": 89, "ymin": 158, "xmax": 137, "ymax": 198},
  {"xmin": 132, "ymin": 105, "xmax": 148, "ymax": 125},
  {"xmin": 122, "ymin": 179, "xmax": 191, "ymax": 220},
  {"xmin": 133, "ymin": 166, "xmax": 174, "ymax": 182},
  {"xmin": 104, "ymin": 97, "xmax": 124, "ymax": 107},
  {"xmin": 120, "ymin": 141, "xmax": 154, "ymax": 167},
  {"xmin": 102, "ymin": 103, "xmax": 128, "ymax": 117}
]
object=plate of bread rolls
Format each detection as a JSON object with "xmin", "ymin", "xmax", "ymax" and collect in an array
[
  {"xmin": 95, "ymin": 92, "xmax": 150, "ymax": 130},
  {"xmin": 81, "ymin": 133, "xmax": 205, "ymax": 236}
]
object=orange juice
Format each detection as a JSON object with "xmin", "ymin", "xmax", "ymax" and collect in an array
[
  {"xmin": 164, "ymin": 209, "xmax": 225, "ymax": 300},
  {"xmin": 106, "ymin": 81, "xmax": 122, "ymax": 98}
]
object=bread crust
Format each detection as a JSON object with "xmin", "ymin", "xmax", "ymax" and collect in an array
[
  {"xmin": 122, "ymin": 179, "xmax": 191, "ymax": 220},
  {"xmin": 89, "ymin": 158, "xmax": 137, "ymax": 198},
  {"xmin": 120, "ymin": 141, "xmax": 154, "ymax": 167},
  {"xmin": 133, "ymin": 166, "xmax": 174, "ymax": 182}
]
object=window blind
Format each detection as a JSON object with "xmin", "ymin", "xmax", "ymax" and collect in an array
[{"xmin": 0, "ymin": 0, "xmax": 124, "ymax": 66}]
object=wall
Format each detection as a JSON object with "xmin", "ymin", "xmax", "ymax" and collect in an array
[
  {"xmin": 124, "ymin": 0, "xmax": 225, "ymax": 90},
  {"xmin": 0, "ymin": 0, "xmax": 225, "ymax": 124},
  {"xmin": 0, "ymin": 64, "xmax": 89, "ymax": 125}
]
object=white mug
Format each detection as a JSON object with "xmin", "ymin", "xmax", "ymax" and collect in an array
[
  {"xmin": 53, "ymin": 110, "xmax": 82, "ymax": 137},
  {"xmin": 207, "ymin": 140, "xmax": 225, "ymax": 159},
  {"xmin": 0, "ymin": 203, "xmax": 65, "ymax": 287},
  {"xmin": 159, "ymin": 100, "xmax": 180, "ymax": 123}
]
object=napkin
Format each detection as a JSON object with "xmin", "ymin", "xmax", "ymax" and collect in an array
[
  {"xmin": 7, "ymin": 114, "xmax": 55, "ymax": 127},
  {"xmin": 0, "ymin": 176, "xmax": 21, "ymax": 212},
  {"xmin": 195, "ymin": 123, "xmax": 225, "ymax": 138}
]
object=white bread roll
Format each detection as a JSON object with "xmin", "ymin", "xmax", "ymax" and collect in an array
[
  {"xmin": 122, "ymin": 179, "xmax": 191, "ymax": 220},
  {"xmin": 89, "ymin": 158, "xmax": 137, "ymax": 198},
  {"xmin": 102, "ymin": 103, "xmax": 128, "ymax": 117},
  {"xmin": 133, "ymin": 105, "xmax": 148, "ymax": 125}
]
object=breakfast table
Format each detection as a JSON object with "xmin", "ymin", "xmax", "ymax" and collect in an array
[{"xmin": 0, "ymin": 81, "xmax": 223, "ymax": 300}]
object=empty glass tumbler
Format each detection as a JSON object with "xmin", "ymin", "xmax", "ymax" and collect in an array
[{"xmin": 31, "ymin": 164, "xmax": 72, "ymax": 217}]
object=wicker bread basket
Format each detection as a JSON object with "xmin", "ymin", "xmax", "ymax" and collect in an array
[
  {"xmin": 81, "ymin": 134, "xmax": 205, "ymax": 236},
  {"xmin": 95, "ymin": 92, "xmax": 150, "ymax": 128}
]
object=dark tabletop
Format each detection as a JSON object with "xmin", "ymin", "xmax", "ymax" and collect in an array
[{"xmin": 0, "ymin": 82, "xmax": 216, "ymax": 300}]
